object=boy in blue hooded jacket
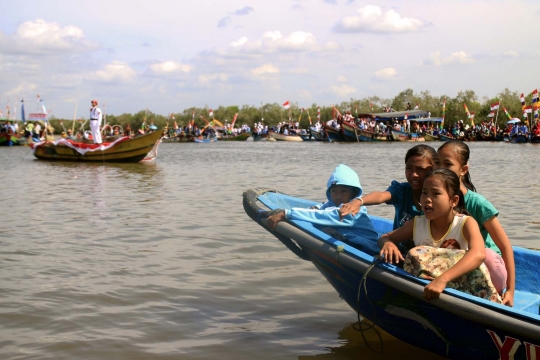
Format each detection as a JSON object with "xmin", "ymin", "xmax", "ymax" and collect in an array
[{"xmin": 267, "ymin": 164, "xmax": 379, "ymax": 255}]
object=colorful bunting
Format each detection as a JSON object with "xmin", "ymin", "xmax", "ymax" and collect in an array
[{"xmin": 503, "ymin": 107, "xmax": 512, "ymax": 120}]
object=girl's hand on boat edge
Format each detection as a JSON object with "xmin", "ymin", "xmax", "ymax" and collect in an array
[
  {"xmin": 379, "ymin": 242, "xmax": 404, "ymax": 264},
  {"xmin": 267, "ymin": 211, "xmax": 286, "ymax": 230},
  {"xmin": 502, "ymin": 289, "xmax": 514, "ymax": 307}
]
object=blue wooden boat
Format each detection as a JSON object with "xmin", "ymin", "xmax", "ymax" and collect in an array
[
  {"xmin": 243, "ymin": 188, "xmax": 540, "ymax": 360},
  {"xmin": 504, "ymin": 134, "xmax": 529, "ymax": 144}
]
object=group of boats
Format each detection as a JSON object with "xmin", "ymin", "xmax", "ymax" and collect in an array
[{"xmin": 243, "ymin": 188, "xmax": 540, "ymax": 359}]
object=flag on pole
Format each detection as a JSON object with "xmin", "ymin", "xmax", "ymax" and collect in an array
[
  {"xmin": 283, "ymin": 101, "xmax": 290, "ymax": 109},
  {"xmin": 209, "ymin": 109, "xmax": 213, "ymax": 117},
  {"xmin": 470, "ymin": 112, "xmax": 475, "ymax": 126},
  {"xmin": 317, "ymin": 106, "xmax": 320, "ymax": 120},
  {"xmin": 231, "ymin": 113, "xmax": 238, "ymax": 128},
  {"xmin": 534, "ymin": 108, "xmax": 539, "ymax": 119},
  {"xmin": 414, "ymin": 103, "xmax": 419, "ymax": 110},
  {"xmin": 441, "ymin": 98, "xmax": 446, "ymax": 124},
  {"xmin": 532, "ymin": 89, "xmax": 538, "ymax": 103},
  {"xmin": 404, "ymin": 113, "xmax": 408, "ymax": 120},
  {"xmin": 524, "ymin": 105, "xmax": 533, "ymax": 114},
  {"xmin": 21, "ymin": 99, "xmax": 25, "ymax": 123},
  {"xmin": 490, "ymin": 102, "xmax": 500, "ymax": 111},
  {"xmin": 191, "ymin": 110, "xmax": 195, "ymax": 126},
  {"xmin": 463, "ymin": 103, "xmax": 471, "ymax": 118},
  {"xmin": 520, "ymin": 93, "xmax": 526, "ymax": 110},
  {"xmin": 369, "ymin": 101, "xmax": 373, "ymax": 110},
  {"xmin": 503, "ymin": 107, "xmax": 512, "ymax": 120},
  {"xmin": 487, "ymin": 111, "xmax": 495, "ymax": 118}
]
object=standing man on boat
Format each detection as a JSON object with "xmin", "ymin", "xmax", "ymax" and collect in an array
[{"xmin": 90, "ymin": 99, "xmax": 103, "ymax": 144}]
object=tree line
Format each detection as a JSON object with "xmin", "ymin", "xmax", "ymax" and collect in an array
[{"xmin": 47, "ymin": 88, "xmax": 532, "ymax": 133}]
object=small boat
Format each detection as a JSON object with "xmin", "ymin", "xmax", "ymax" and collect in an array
[
  {"xmin": 268, "ymin": 131, "xmax": 303, "ymax": 142},
  {"xmin": 323, "ymin": 125, "xmax": 343, "ymax": 142},
  {"xmin": 504, "ymin": 134, "xmax": 529, "ymax": 144},
  {"xmin": 218, "ymin": 132, "xmax": 250, "ymax": 141},
  {"xmin": 391, "ymin": 130, "xmax": 425, "ymax": 142},
  {"xmin": 31, "ymin": 130, "xmax": 162, "ymax": 162},
  {"xmin": 243, "ymin": 188, "xmax": 540, "ymax": 360},
  {"xmin": 423, "ymin": 133, "xmax": 440, "ymax": 141}
]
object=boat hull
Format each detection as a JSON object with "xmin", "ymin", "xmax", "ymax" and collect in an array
[
  {"xmin": 391, "ymin": 130, "xmax": 425, "ymax": 142},
  {"xmin": 269, "ymin": 132, "xmax": 303, "ymax": 142},
  {"xmin": 218, "ymin": 132, "xmax": 250, "ymax": 141},
  {"xmin": 423, "ymin": 133, "xmax": 440, "ymax": 141},
  {"xmin": 243, "ymin": 189, "xmax": 540, "ymax": 360},
  {"xmin": 32, "ymin": 130, "xmax": 162, "ymax": 162}
]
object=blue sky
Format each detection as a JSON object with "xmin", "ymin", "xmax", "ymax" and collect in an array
[{"xmin": 0, "ymin": 0, "xmax": 538, "ymax": 119}]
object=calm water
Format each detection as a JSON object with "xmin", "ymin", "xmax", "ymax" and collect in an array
[{"xmin": 1, "ymin": 140, "xmax": 539, "ymax": 360}]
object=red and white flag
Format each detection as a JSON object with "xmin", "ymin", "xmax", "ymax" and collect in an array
[
  {"xmin": 404, "ymin": 113, "xmax": 408, "ymax": 120},
  {"xmin": 487, "ymin": 111, "xmax": 495, "ymax": 118},
  {"xmin": 414, "ymin": 104, "xmax": 419, "ymax": 110},
  {"xmin": 520, "ymin": 93, "xmax": 526, "ymax": 109},
  {"xmin": 209, "ymin": 109, "xmax": 214, "ymax": 117},
  {"xmin": 490, "ymin": 102, "xmax": 500, "ymax": 111},
  {"xmin": 283, "ymin": 101, "xmax": 290, "ymax": 109},
  {"xmin": 317, "ymin": 106, "xmax": 320, "ymax": 119},
  {"xmin": 532, "ymin": 89, "xmax": 539, "ymax": 103},
  {"xmin": 524, "ymin": 105, "xmax": 533, "ymax": 114}
]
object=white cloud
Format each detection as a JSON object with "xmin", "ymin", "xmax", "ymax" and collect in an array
[
  {"xmin": 197, "ymin": 73, "xmax": 229, "ymax": 86},
  {"xmin": 336, "ymin": 75, "xmax": 347, "ymax": 82},
  {"xmin": 374, "ymin": 67, "xmax": 397, "ymax": 79},
  {"xmin": 288, "ymin": 68, "xmax": 309, "ymax": 74},
  {"xmin": 0, "ymin": 19, "xmax": 98, "ymax": 55},
  {"xmin": 149, "ymin": 61, "xmax": 192, "ymax": 74},
  {"xmin": 329, "ymin": 84, "xmax": 357, "ymax": 96},
  {"xmin": 427, "ymin": 51, "xmax": 475, "ymax": 66},
  {"xmin": 217, "ymin": 31, "xmax": 338, "ymax": 57},
  {"xmin": 333, "ymin": 5, "xmax": 424, "ymax": 34},
  {"xmin": 94, "ymin": 61, "xmax": 137, "ymax": 83},
  {"xmin": 250, "ymin": 64, "xmax": 279, "ymax": 76},
  {"xmin": 503, "ymin": 50, "xmax": 519, "ymax": 57}
]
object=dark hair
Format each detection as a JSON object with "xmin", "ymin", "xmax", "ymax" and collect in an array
[
  {"xmin": 425, "ymin": 168, "xmax": 469, "ymax": 215},
  {"xmin": 404, "ymin": 144, "xmax": 437, "ymax": 164},
  {"xmin": 437, "ymin": 140, "xmax": 476, "ymax": 192}
]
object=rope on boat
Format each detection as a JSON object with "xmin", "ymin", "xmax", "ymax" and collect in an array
[{"xmin": 353, "ymin": 255, "xmax": 384, "ymax": 354}]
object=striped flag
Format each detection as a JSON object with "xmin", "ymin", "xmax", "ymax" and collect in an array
[
  {"xmin": 520, "ymin": 93, "xmax": 526, "ymax": 110},
  {"xmin": 463, "ymin": 103, "xmax": 471, "ymax": 118},
  {"xmin": 503, "ymin": 107, "xmax": 512, "ymax": 120},
  {"xmin": 191, "ymin": 110, "xmax": 195, "ymax": 126},
  {"xmin": 532, "ymin": 89, "xmax": 539, "ymax": 103},
  {"xmin": 524, "ymin": 105, "xmax": 533, "ymax": 114},
  {"xmin": 283, "ymin": 101, "xmax": 290, "ymax": 109},
  {"xmin": 404, "ymin": 113, "xmax": 408, "ymax": 120},
  {"xmin": 414, "ymin": 103, "xmax": 419, "ymax": 110},
  {"xmin": 209, "ymin": 109, "xmax": 213, "ymax": 117},
  {"xmin": 535, "ymin": 108, "xmax": 539, "ymax": 119},
  {"xmin": 487, "ymin": 111, "xmax": 495, "ymax": 118},
  {"xmin": 317, "ymin": 106, "xmax": 320, "ymax": 120},
  {"xmin": 490, "ymin": 102, "xmax": 500, "ymax": 111},
  {"xmin": 470, "ymin": 112, "xmax": 475, "ymax": 126}
]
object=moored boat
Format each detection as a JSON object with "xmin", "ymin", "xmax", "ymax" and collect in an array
[
  {"xmin": 268, "ymin": 131, "xmax": 303, "ymax": 142},
  {"xmin": 0, "ymin": 132, "xmax": 20, "ymax": 146},
  {"xmin": 243, "ymin": 188, "xmax": 540, "ymax": 360},
  {"xmin": 423, "ymin": 133, "xmax": 440, "ymax": 141},
  {"xmin": 391, "ymin": 130, "xmax": 425, "ymax": 142},
  {"xmin": 218, "ymin": 132, "xmax": 250, "ymax": 141},
  {"xmin": 31, "ymin": 130, "xmax": 162, "ymax": 162}
]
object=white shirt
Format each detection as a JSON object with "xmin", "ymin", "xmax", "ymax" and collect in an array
[{"xmin": 90, "ymin": 106, "xmax": 102, "ymax": 125}]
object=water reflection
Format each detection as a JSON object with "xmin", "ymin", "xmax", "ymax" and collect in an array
[{"xmin": 299, "ymin": 322, "xmax": 445, "ymax": 360}]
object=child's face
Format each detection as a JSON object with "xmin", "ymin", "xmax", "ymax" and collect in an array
[
  {"xmin": 421, "ymin": 177, "xmax": 458, "ymax": 220},
  {"xmin": 405, "ymin": 155, "xmax": 433, "ymax": 192},
  {"xmin": 330, "ymin": 185, "xmax": 355, "ymax": 206},
  {"xmin": 434, "ymin": 147, "xmax": 467, "ymax": 179}
]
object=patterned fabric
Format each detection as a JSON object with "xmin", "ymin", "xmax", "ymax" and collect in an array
[{"xmin": 404, "ymin": 246, "xmax": 503, "ymax": 304}]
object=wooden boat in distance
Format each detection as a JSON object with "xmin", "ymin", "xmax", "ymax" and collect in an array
[
  {"xmin": 268, "ymin": 131, "xmax": 303, "ymax": 142},
  {"xmin": 423, "ymin": 133, "xmax": 440, "ymax": 141},
  {"xmin": 391, "ymin": 130, "xmax": 425, "ymax": 142},
  {"xmin": 218, "ymin": 132, "xmax": 250, "ymax": 141},
  {"xmin": 32, "ymin": 130, "xmax": 163, "ymax": 162}
]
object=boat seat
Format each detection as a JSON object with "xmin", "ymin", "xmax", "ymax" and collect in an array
[{"xmin": 513, "ymin": 291, "xmax": 540, "ymax": 315}]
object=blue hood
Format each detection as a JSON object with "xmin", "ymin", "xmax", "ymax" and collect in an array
[{"xmin": 325, "ymin": 164, "xmax": 362, "ymax": 202}]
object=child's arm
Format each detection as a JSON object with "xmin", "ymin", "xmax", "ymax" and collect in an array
[
  {"xmin": 339, "ymin": 191, "xmax": 392, "ymax": 220},
  {"xmin": 484, "ymin": 216, "xmax": 515, "ymax": 307},
  {"xmin": 423, "ymin": 217, "xmax": 486, "ymax": 301},
  {"xmin": 378, "ymin": 219, "xmax": 414, "ymax": 264},
  {"xmin": 267, "ymin": 211, "xmax": 286, "ymax": 230}
]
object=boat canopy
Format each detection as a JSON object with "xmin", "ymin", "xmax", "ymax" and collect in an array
[
  {"xmin": 507, "ymin": 118, "xmax": 521, "ymax": 124},
  {"xmin": 372, "ymin": 109, "xmax": 429, "ymax": 120},
  {"xmin": 414, "ymin": 117, "xmax": 443, "ymax": 123}
]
